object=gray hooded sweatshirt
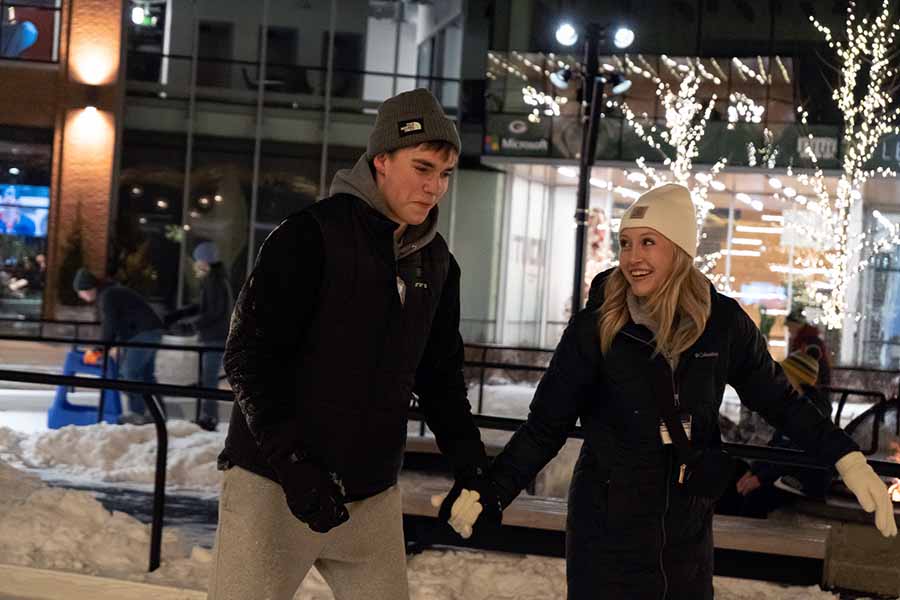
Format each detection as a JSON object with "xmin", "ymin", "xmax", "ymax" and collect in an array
[
  {"xmin": 330, "ymin": 154, "xmax": 439, "ymax": 260},
  {"xmin": 330, "ymin": 154, "xmax": 441, "ymax": 304}
]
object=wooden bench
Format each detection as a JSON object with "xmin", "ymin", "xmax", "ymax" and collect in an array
[{"xmin": 402, "ymin": 483, "xmax": 831, "ymax": 560}]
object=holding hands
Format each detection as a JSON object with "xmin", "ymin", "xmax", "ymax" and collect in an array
[{"xmin": 432, "ymin": 463, "xmax": 503, "ymax": 539}]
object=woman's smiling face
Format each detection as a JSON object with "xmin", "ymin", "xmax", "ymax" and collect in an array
[{"xmin": 618, "ymin": 227, "xmax": 676, "ymax": 297}]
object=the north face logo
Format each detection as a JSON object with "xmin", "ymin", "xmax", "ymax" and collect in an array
[
  {"xmin": 414, "ymin": 281, "xmax": 428, "ymax": 289},
  {"xmin": 399, "ymin": 119, "xmax": 424, "ymax": 136}
]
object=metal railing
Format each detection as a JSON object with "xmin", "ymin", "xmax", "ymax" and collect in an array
[
  {"xmin": 0, "ymin": 316, "xmax": 100, "ymax": 339},
  {"xmin": 125, "ymin": 49, "xmax": 463, "ymax": 114},
  {"xmin": 0, "ymin": 327, "xmax": 225, "ymax": 422},
  {"xmin": 0, "ymin": 369, "xmax": 232, "ymax": 572}
]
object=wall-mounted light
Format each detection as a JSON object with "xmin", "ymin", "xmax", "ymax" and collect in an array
[{"xmin": 8, "ymin": 167, "xmax": 20, "ymax": 175}]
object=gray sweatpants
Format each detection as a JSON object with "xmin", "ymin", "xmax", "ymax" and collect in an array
[{"xmin": 207, "ymin": 466, "xmax": 409, "ymax": 600}]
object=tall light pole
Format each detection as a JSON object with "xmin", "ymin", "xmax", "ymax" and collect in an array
[
  {"xmin": 571, "ymin": 23, "xmax": 603, "ymax": 316},
  {"xmin": 557, "ymin": 23, "xmax": 633, "ymax": 316}
]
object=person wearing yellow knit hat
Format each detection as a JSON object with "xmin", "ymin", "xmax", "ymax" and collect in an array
[
  {"xmin": 736, "ymin": 345, "xmax": 833, "ymax": 504},
  {"xmin": 781, "ymin": 345, "xmax": 821, "ymax": 392}
]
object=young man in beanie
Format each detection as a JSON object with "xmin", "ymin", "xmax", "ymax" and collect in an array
[
  {"xmin": 165, "ymin": 240, "xmax": 233, "ymax": 431},
  {"xmin": 208, "ymin": 88, "xmax": 497, "ymax": 600},
  {"xmin": 72, "ymin": 267, "xmax": 164, "ymax": 425}
]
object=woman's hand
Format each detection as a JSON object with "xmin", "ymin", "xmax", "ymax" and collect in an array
[
  {"xmin": 836, "ymin": 451, "xmax": 897, "ymax": 538},
  {"xmin": 431, "ymin": 489, "xmax": 483, "ymax": 539}
]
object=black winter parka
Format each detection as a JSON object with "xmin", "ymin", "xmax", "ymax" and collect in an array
[
  {"xmin": 490, "ymin": 270, "xmax": 857, "ymax": 600},
  {"xmin": 219, "ymin": 194, "xmax": 486, "ymax": 500}
]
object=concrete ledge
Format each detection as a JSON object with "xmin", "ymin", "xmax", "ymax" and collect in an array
[
  {"xmin": 403, "ymin": 484, "xmax": 830, "ymax": 559},
  {"xmin": 0, "ymin": 564, "xmax": 205, "ymax": 600},
  {"xmin": 824, "ymin": 521, "xmax": 900, "ymax": 596}
]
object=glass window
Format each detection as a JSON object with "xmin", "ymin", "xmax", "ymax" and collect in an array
[
  {"xmin": 0, "ymin": 127, "xmax": 53, "ymax": 318},
  {"xmin": 117, "ymin": 130, "xmax": 187, "ymax": 307}
]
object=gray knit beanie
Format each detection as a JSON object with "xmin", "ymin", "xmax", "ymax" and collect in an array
[
  {"xmin": 72, "ymin": 268, "xmax": 98, "ymax": 292},
  {"xmin": 366, "ymin": 88, "xmax": 461, "ymax": 159},
  {"xmin": 192, "ymin": 241, "xmax": 220, "ymax": 264}
]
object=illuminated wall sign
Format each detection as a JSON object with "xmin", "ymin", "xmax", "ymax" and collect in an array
[{"xmin": 797, "ymin": 136, "xmax": 837, "ymax": 160}]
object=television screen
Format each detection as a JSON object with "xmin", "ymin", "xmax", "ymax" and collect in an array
[
  {"xmin": 0, "ymin": 205, "xmax": 48, "ymax": 237},
  {"xmin": 0, "ymin": 184, "xmax": 50, "ymax": 208}
]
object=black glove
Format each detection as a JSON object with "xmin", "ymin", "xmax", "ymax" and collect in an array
[
  {"xmin": 438, "ymin": 463, "xmax": 503, "ymax": 536},
  {"xmin": 270, "ymin": 450, "xmax": 349, "ymax": 533}
]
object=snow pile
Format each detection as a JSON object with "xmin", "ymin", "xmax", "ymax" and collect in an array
[
  {"xmin": 0, "ymin": 420, "xmax": 223, "ymax": 493},
  {"xmin": 0, "ymin": 460, "xmax": 209, "ymax": 588}
]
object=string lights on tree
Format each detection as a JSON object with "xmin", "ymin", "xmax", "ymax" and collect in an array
[
  {"xmin": 765, "ymin": 0, "xmax": 900, "ymax": 329},
  {"xmin": 608, "ymin": 55, "xmax": 768, "ymax": 286}
]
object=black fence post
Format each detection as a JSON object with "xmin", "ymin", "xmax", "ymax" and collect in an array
[
  {"xmin": 97, "ymin": 342, "xmax": 111, "ymax": 422},
  {"xmin": 145, "ymin": 392, "xmax": 168, "ymax": 573},
  {"xmin": 478, "ymin": 347, "xmax": 487, "ymax": 414},
  {"xmin": 195, "ymin": 349, "xmax": 204, "ymax": 422}
]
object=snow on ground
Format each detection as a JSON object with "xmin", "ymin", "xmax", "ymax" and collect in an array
[
  {"xmin": 0, "ymin": 457, "xmax": 868, "ymax": 599},
  {"xmin": 0, "ymin": 418, "xmax": 223, "ymax": 494},
  {"xmin": 0, "ymin": 393, "xmax": 896, "ymax": 598}
]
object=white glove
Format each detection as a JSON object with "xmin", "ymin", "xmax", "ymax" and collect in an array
[
  {"xmin": 835, "ymin": 451, "xmax": 898, "ymax": 538},
  {"xmin": 430, "ymin": 488, "xmax": 483, "ymax": 539}
]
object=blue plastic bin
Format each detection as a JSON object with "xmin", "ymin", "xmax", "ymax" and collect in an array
[{"xmin": 47, "ymin": 349, "xmax": 122, "ymax": 428}]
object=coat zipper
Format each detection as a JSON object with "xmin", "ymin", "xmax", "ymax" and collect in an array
[
  {"xmin": 620, "ymin": 329, "xmax": 674, "ymax": 599},
  {"xmin": 660, "ymin": 458, "xmax": 671, "ymax": 600}
]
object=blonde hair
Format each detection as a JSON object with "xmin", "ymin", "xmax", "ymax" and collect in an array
[{"xmin": 598, "ymin": 248, "xmax": 711, "ymax": 357}]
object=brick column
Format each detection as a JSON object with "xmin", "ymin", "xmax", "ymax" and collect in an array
[{"xmin": 43, "ymin": 0, "xmax": 124, "ymax": 317}]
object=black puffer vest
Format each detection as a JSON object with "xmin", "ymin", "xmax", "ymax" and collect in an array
[{"xmin": 222, "ymin": 194, "xmax": 450, "ymax": 499}]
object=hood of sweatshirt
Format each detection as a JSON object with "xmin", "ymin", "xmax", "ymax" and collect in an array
[{"xmin": 330, "ymin": 153, "xmax": 439, "ymax": 259}]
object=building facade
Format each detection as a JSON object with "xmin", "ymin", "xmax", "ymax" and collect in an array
[{"xmin": 2, "ymin": 0, "xmax": 899, "ymax": 367}]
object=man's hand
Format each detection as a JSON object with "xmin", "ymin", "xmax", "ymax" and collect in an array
[
  {"xmin": 836, "ymin": 451, "xmax": 897, "ymax": 538},
  {"xmin": 736, "ymin": 472, "xmax": 762, "ymax": 496},
  {"xmin": 271, "ymin": 451, "xmax": 349, "ymax": 533}
]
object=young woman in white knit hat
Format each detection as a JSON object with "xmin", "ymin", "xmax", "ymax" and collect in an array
[{"xmin": 438, "ymin": 182, "xmax": 896, "ymax": 599}]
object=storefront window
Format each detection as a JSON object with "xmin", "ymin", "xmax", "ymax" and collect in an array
[{"xmin": 0, "ymin": 129, "xmax": 52, "ymax": 318}]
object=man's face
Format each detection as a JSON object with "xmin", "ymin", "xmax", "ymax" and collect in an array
[
  {"xmin": 1, "ymin": 207, "xmax": 17, "ymax": 226},
  {"xmin": 193, "ymin": 260, "xmax": 210, "ymax": 278},
  {"xmin": 78, "ymin": 289, "xmax": 97, "ymax": 303},
  {"xmin": 373, "ymin": 145, "xmax": 458, "ymax": 226},
  {"xmin": 2, "ymin": 187, "xmax": 15, "ymax": 204}
]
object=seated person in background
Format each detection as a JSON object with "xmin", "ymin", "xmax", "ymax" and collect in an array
[
  {"xmin": 786, "ymin": 306, "xmax": 832, "ymax": 386},
  {"xmin": 729, "ymin": 346, "xmax": 833, "ymax": 515}
]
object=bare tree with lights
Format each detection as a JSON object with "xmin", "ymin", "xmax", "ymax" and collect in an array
[
  {"xmin": 771, "ymin": 0, "xmax": 900, "ymax": 330},
  {"xmin": 608, "ymin": 55, "xmax": 768, "ymax": 291}
]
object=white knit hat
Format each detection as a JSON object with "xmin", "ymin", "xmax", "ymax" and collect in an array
[{"xmin": 619, "ymin": 183, "xmax": 698, "ymax": 258}]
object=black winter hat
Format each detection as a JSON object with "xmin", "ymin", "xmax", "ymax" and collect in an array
[
  {"xmin": 72, "ymin": 268, "xmax": 98, "ymax": 292},
  {"xmin": 366, "ymin": 88, "xmax": 461, "ymax": 159}
]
